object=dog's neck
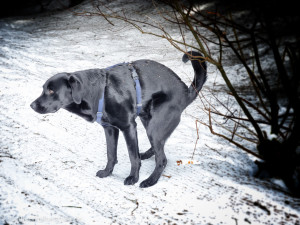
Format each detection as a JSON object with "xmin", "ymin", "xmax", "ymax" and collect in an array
[{"xmin": 64, "ymin": 69, "xmax": 107, "ymax": 122}]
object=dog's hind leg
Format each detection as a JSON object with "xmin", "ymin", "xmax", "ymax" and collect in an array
[
  {"xmin": 96, "ymin": 126, "xmax": 119, "ymax": 178},
  {"xmin": 139, "ymin": 106, "xmax": 181, "ymax": 188},
  {"xmin": 122, "ymin": 122, "xmax": 141, "ymax": 185},
  {"xmin": 139, "ymin": 117, "xmax": 155, "ymax": 160},
  {"xmin": 140, "ymin": 148, "xmax": 154, "ymax": 160}
]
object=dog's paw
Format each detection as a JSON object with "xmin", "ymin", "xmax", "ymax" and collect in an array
[
  {"xmin": 124, "ymin": 175, "xmax": 139, "ymax": 185},
  {"xmin": 96, "ymin": 169, "xmax": 112, "ymax": 178},
  {"xmin": 139, "ymin": 178, "xmax": 157, "ymax": 188}
]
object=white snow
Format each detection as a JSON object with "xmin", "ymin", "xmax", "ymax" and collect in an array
[{"xmin": 1, "ymin": 1, "xmax": 299, "ymax": 224}]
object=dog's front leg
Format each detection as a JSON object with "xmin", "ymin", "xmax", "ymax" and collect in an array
[
  {"xmin": 122, "ymin": 122, "xmax": 141, "ymax": 185},
  {"xmin": 96, "ymin": 126, "xmax": 119, "ymax": 178}
]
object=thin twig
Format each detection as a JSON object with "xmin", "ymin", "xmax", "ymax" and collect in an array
[{"xmin": 192, "ymin": 119, "xmax": 200, "ymax": 160}]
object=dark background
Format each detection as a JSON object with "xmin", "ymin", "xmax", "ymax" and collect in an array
[{"xmin": 0, "ymin": 0, "xmax": 84, "ymax": 17}]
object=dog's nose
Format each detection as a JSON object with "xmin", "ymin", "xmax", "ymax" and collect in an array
[{"xmin": 30, "ymin": 102, "xmax": 36, "ymax": 110}]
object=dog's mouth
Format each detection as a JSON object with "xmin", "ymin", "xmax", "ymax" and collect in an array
[{"xmin": 30, "ymin": 101, "xmax": 58, "ymax": 114}]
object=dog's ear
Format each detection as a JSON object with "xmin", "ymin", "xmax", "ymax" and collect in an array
[{"xmin": 68, "ymin": 75, "xmax": 83, "ymax": 104}]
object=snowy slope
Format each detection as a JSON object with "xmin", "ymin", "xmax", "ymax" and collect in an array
[{"xmin": 1, "ymin": 1, "xmax": 299, "ymax": 224}]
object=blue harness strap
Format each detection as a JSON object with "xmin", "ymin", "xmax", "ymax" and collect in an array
[
  {"xmin": 96, "ymin": 63, "xmax": 142, "ymax": 127},
  {"xmin": 130, "ymin": 64, "xmax": 143, "ymax": 115},
  {"xmin": 96, "ymin": 93, "xmax": 104, "ymax": 124},
  {"xmin": 96, "ymin": 90, "xmax": 112, "ymax": 127}
]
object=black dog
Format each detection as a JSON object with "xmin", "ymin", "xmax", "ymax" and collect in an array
[{"xmin": 30, "ymin": 51, "xmax": 207, "ymax": 188}]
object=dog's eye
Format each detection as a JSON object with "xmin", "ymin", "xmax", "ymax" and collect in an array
[{"xmin": 48, "ymin": 89, "xmax": 54, "ymax": 95}]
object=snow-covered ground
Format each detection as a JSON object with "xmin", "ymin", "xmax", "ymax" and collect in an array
[{"xmin": 1, "ymin": 1, "xmax": 299, "ymax": 224}]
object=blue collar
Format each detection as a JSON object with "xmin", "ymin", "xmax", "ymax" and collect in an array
[{"xmin": 96, "ymin": 63, "xmax": 142, "ymax": 127}]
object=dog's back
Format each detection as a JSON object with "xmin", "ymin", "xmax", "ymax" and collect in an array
[{"xmin": 131, "ymin": 52, "xmax": 206, "ymax": 113}]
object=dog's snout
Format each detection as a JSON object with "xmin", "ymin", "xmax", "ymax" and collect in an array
[
  {"xmin": 30, "ymin": 101, "xmax": 37, "ymax": 110},
  {"xmin": 30, "ymin": 100, "xmax": 46, "ymax": 113}
]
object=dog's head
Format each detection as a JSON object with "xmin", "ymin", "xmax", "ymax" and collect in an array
[{"xmin": 30, "ymin": 73, "xmax": 83, "ymax": 114}]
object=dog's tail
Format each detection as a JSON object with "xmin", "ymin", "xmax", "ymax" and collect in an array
[{"xmin": 182, "ymin": 51, "xmax": 207, "ymax": 106}]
